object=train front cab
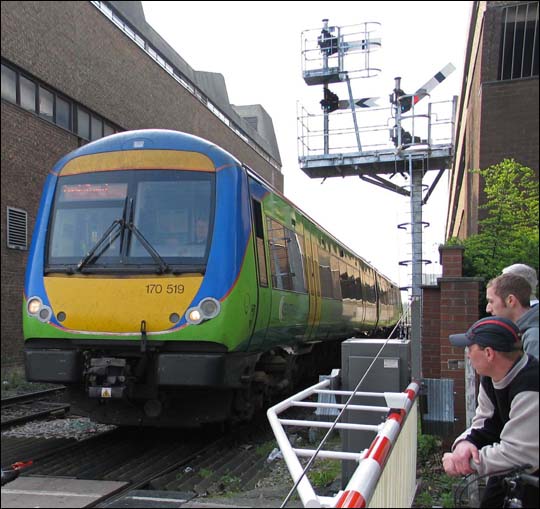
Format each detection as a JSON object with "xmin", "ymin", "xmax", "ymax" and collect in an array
[{"xmin": 23, "ymin": 132, "xmax": 264, "ymax": 425}]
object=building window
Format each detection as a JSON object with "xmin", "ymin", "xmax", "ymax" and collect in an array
[
  {"xmin": 499, "ymin": 2, "xmax": 539, "ymax": 80},
  {"xmin": 39, "ymin": 86, "xmax": 54, "ymax": 122},
  {"xmin": 1, "ymin": 60, "xmax": 117, "ymax": 140},
  {"xmin": 244, "ymin": 116, "xmax": 259, "ymax": 131},
  {"xmin": 1, "ymin": 64, "xmax": 17, "ymax": 102},
  {"xmin": 20, "ymin": 75, "xmax": 36, "ymax": 112},
  {"xmin": 7, "ymin": 207, "xmax": 28, "ymax": 250},
  {"xmin": 77, "ymin": 107, "xmax": 90, "ymax": 139},
  {"xmin": 104, "ymin": 123, "xmax": 115, "ymax": 137},
  {"xmin": 91, "ymin": 115, "xmax": 103, "ymax": 141},
  {"xmin": 56, "ymin": 96, "xmax": 71, "ymax": 130}
]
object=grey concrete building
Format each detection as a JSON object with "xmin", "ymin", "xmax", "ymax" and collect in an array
[
  {"xmin": 446, "ymin": 0, "xmax": 539, "ymax": 239},
  {"xmin": 1, "ymin": 1, "xmax": 282, "ymax": 366}
]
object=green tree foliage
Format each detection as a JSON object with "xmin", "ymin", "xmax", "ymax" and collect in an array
[{"xmin": 460, "ymin": 159, "xmax": 539, "ymax": 281}]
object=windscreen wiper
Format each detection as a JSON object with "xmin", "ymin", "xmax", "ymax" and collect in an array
[
  {"xmin": 76, "ymin": 219, "xmax": 123, "ymax": 271},
  {"xmin": 76, "ymin": 197, "xmax": 128, "ymax": 272},
  {"xmin": 126, "ymin": 198, "xmax": 170, "ymax": 274}
]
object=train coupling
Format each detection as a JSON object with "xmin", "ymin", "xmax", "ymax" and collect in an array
[{"xmin": 86, "ymin": 357, "xmax": 127, "ymax": 399}]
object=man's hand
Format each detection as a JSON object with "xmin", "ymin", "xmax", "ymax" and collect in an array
[{"xmin": 442, "ymin": 441, "xmax": 480, "ymax": 476}]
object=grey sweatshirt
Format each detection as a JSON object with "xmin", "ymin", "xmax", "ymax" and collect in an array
[{"xmin": 517, "ymin": 305, "xmax": 539, "ymax": 360}]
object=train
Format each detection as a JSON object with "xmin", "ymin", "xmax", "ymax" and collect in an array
[{"xmin": 23, "ymin": 129, "xmax": 402, "ymax": 427}]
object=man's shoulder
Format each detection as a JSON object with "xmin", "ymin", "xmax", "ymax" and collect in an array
[
  {"xmin": 483, "ymin": 356, "xmax": 539, "ymax": 395},
  {"xmin": 512, "ymin": 356, "xmax": 539, "ymax": 393},
  {"xmin": 517, "ymin": 305, "xmax": 539, "ymax": 330}
]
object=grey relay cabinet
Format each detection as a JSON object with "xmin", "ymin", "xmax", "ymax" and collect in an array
[{"xmin": 340, "ymin": 338, "xmax": 411, "ymax": 485}]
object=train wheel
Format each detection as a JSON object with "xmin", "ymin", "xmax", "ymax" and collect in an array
[{"xmin": 231, "ymin": 381, "xmax": 268, "ymax": 423}]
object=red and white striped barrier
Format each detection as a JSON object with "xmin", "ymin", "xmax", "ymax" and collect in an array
[
  {"xmin": 335, "ymin": 382, "xmax": 420, "ymax": 508},
  {"xmin": 267, "ymin": 373, "xmax": 420, "ymax": 508}
]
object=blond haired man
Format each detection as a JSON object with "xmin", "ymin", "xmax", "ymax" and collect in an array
[{"xmin": 487, "ymin": 273, "xmax": 539, "ymax": 359}]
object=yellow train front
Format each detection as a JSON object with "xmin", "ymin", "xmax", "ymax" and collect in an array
[{"xmin": 23, "ymin": 129, "xmax": 402, "ymax": 427}]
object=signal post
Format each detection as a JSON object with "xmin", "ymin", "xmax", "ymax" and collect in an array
[{"xmin": 298, "ymin": 19, "xmax": 457, "ymax": 380}]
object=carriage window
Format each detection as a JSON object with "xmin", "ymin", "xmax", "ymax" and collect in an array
[
  {"xmin": 362, "ymin": 267, "xmax": 377, "ymax": 304},
  {"xmin": 340, "ymin": 261, "xmax": 357, "ymax": 300},
  {"xmin": 318, "ymin": 246, "xmax": 333, "ymax": 298},
  {"xmin": 49, "ymin": 182, "xmax": 127, "ymax": 260},
  {"xmin": 129, "ymin": 177, "xmax": 212, "ymax": 261},
  {"xmin": 267, "ymin": 218, "xmax": 306, "ymax": 293},
  {"xmin": 252, "ymin": 200, "xmax": 268, "ymax": 287},
  {"xmin": 330, "ymin": 255, "xmax": 342, "ymax": 300},
  {"xmin": 353, "ymin": 268, "xmax": 362, "ymax": 301},
  {"xmin": 47, "ymin": 170, "xmax": 215, "ymax": 271}
]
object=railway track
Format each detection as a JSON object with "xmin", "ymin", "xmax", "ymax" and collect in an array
[
  {"xmin": 1, "ymin": 387, "xmax": 69, "ymax": 429},
  {"xmin": 6, "ymin": 411, "xmax": 283, "ymax": 507}
]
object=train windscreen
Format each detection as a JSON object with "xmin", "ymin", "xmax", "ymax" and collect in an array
[{"xmin": 46, "ymin": 169, "xmax": 215, "ymax": 273}]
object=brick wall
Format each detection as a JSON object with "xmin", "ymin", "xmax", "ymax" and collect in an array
[
  {"xmin": 447, "ymin": 2, "xmax": 539, "ymax": 239},
  {"xmin": 1, "ymin": 101, "xmax": 79, "ymax": 365},
  {"xmin": 422, "ymin": 246, "xmax": 482, "ymax": 430},
  {"xmin": 480, "ymin": 78, "xmax": 539, "ymax": 175},
  {"xmin": 0, "ymin": 1, "xmax": 282, "ymax": 189},
  {"xmin": 421, "ymin": 287, "xmax": 441, "ymax": 379}
]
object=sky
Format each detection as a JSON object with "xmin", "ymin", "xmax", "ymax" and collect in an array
[{"xmin": 142, "ymin": 1, "xmax": 472, "ymax": 291}]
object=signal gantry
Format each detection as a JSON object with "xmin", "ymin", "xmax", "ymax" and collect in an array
[{"xmin": 298, "ymin": 19, "xmax": 458, "ymax": 379}]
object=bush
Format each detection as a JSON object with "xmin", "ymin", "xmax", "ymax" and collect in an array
[{"xmin": 417, "ymin": 433, "xmax": 440, "ymax": 462}]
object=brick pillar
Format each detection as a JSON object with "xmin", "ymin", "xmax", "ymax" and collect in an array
[
  {"xmin": 437, "ymin": 246, "xmax": 483, "ymax": 429},
  {"xmin": 441, "ymin": 245, "xmax": 464, "ymax": 277},
  {"xmin": 422, "ymin": 286, "xmax": 441, "ymax": 379}
]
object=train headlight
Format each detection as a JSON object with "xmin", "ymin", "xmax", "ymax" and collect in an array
[
  {"xmin": 199, "ymin": 298, "xmax": 220, "ymax": 319},
  {"xmin": 39, "ymin": 307, "xmax": 52, "ymax": 322},
  {"xmin": 185, "ymin": 298, "xmax": 221, "ymax": 325},
  {"xmin": 27, "ymin": 297, "xmax": 42, "ymax": 315},
  {"xmin": 186, "ymin": 308, "xmax": 203, "ymax": 325},
  {"xmin": 26, "ymin": 297, "xmax": 53, "ymax": 323}
]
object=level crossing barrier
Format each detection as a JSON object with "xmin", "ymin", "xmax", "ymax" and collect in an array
[{"xmin": 267, "ymin": 376, "xmax": 419, "ymax": 508}]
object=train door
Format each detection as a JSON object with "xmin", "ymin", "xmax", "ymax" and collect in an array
[
  {"xmin": 303, "ymin": 222, "xmax": 321, "ymax": 340},
  {"xmin": 248, "ymin": 198, "xmax": 271, "ymax": 349},
  {"xmin": 353, "ymin": 265, "xmax": 366, "ymax": 327},
  {"xmin": 376, "ymin": 275, "xmax": 385, "ymax": 328},
  {"xmin": 374, "ymin": 271, "xmax": 381, "ymax": 331},
  {"xmin": 361, "ymin": 263, "xmax": 377, "ymax": 330}
]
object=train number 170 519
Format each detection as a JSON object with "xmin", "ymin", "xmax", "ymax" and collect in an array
[{"xmin": 145, "ymin": 283, "xmax": 185, "ymax": 294}]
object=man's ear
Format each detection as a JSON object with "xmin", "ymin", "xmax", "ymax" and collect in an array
[
  {"xmin": 506, "ymin": 294, "xmax": 518, "ymax": 307},
  {"xmin": 485, "ymin": 347, "xmax": 497, "ymax": 361}
]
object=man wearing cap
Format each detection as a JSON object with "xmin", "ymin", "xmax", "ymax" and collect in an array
[
  {"xmin": 442, "ymin": 316, "xmax": 539, "ymax": 508},
  {"xmin": 487, "ymin": 273, "xmax": 539, "ymax": 359}
]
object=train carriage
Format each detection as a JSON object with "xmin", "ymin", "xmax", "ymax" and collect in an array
[{"xmin": 23, "ymin": 129, "xmax": 401, "ymax": 427}]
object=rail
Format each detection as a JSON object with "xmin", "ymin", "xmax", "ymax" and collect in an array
[
  {"xmin": 1, "ymin": 387, "xmax": 66, "ymax": 407},
  {"xmin": 267, "ymin": 376, "xmax": 419, "ymax": 508},
  {"xmin": 1, "ymin": 387, "xmax": 69, "ymax": 429}
]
